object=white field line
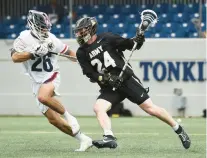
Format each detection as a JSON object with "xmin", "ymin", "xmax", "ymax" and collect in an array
[{"xmin": 0, "ymin": 131, "xmax": 206, "ymax": 136}]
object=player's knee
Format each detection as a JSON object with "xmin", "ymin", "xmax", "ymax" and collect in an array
[
  {"xmin": 93, "ymin": 104, "xmax": 107, "ymax": 114},
  {"xmin": 38, "ymin": 95, "xmax": 49, "ymax": 104},
  {"xmin": 94, "ymin": 99, "xmax": 112, "ymax": 114},
  {"xmin": 93, "ymin": 104, "xmax": 101, "ymax": 113}
]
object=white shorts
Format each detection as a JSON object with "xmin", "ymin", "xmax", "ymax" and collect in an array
[{"xmin": 32, "ymin": 72, "xmax": 61, "ymax": 114}]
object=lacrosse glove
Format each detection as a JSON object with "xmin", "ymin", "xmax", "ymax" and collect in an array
[
  {"xmin": 108, "ymin": 74, "xmax": 123, "ymax": 89},
  {"xmin": 132, "ymin": 28, "xmax": 145, "ymax": 50},
  {"xmin": 30, "ymin": 44, "xmax": 49, "ymax": 58},
  {"xmin": 98, "ymin": 72, "xmax": 123, "ymax": 89}
]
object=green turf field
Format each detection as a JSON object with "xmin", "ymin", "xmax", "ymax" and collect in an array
[{"xmin": 0, "ymin": 117, "xmax": 205, "ymax": 158}]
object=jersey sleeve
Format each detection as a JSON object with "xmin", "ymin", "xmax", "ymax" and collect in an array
[
  {"xmin": 105, "ymin": 33, "xmax": 135, "ymax": 51},
  {"xmin": 13, "ymin": 37, "xmax": 28, "ymax": 53},
  {"xmin": 50, "ymin": 34, "xmax": 69, "ymax": 54},
  {"xmin": 76, "ymin": 49, "xmax": 100, "ymax": 82}
]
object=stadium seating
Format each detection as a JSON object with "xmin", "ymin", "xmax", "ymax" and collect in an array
[{"xmin": 2, "ymin": 3, "xmax": 207, "ymax": 39}]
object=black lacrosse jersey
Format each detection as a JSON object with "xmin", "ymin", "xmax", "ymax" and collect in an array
[{"xmin": 76, "ymin": 32, "xmax": 137, "ymax": 84}]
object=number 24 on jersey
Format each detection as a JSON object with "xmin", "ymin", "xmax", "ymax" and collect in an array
[{"xmin": 91, "ymin": 51, "xmax": 116, "ymax": 73}]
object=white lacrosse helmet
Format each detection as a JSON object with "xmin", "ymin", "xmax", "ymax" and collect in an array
[{"xmin": 27, "ymin": 10, "xmax": 52, "ymax": 41}]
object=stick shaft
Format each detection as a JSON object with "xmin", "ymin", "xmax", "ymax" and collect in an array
[
  {"xmin": 118, "ymin": 42, "xmax": 137, "ymax": 78},
  {"xmin": 112, "ymin": 42, "xmax": 137, "ymax": 91},
  {"xmin": 50, "ymin": 52, "xmax": 77, "ymax": 60}
]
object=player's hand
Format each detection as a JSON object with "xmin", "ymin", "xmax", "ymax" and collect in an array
[
  {"xmin": 134, "ymin": 34, "xmax": 145, "ymax": 43},
  {"xmin": 108, "ymin": 74, "xmax": 123, "ymax": 89},
  {"xmin": 31, "ymin": 44, "xmax": 48, "ymax": 56},
  {"xmin": 99, "ymin": 72, "xmax": 123, "ymax": 89},
  {"xmin": 133, "ymin": 27, "xmax": 145, "ymax": 43},
  {"xmin": 133, "ymin": 28, "xmax": 145, "ymax": 49},
  {"xmin": 44, "ymin": 38, "xmax": 55, "ymax": 52},
  {"xmin": 98, "ymin": 72, "xmax": 110, "ymax": 85}
]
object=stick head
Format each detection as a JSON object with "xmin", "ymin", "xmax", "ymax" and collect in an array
[{"xmin": 139, "ymin": 9, "xmax": 158, "ymax": 32}]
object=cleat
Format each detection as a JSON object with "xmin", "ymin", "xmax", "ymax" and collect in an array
[
  {"xmin": 75, "ymin": 136, "xmax": 93, "ymax": 152},
  {"xmin": 178, "ymin": 127, "xmax": 191, "ymax": 149},
  {"xmin": 92, "ymin": 135, "xmax": 117, "ymax": 149}
]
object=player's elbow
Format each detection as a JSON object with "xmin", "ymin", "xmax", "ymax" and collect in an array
[
  {"xmin": 11, "ymin": 54, "xmax": 20, "ymax": 63},
  {"xmin": 86, "ymin": 74, "xmax": 97, "ymax": 82}
]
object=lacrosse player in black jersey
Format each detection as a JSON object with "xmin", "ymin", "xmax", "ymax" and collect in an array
[{"xmin": 74, "ymin": 17, "xmax": 191, "ymax": 149}]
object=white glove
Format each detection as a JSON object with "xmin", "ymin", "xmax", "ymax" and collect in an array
[
  {"xmin": 31, "ymin": 44, "xmax": 48, "ymax": 56},
  {"xmin": 43, "ymin": 38, "xmax": 55, "ymax": 52},
  {"xmin": 47, "ymin": 42, "xmax": 55, "ymax": 52}
]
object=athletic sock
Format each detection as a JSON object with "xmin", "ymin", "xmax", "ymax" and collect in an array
[
  {"xmin": 63, "ymin": 111, "xmax": 80, "ymax": 134},
  {"xmin": 172, "ymin": 122, "xmax": 179, "ymax": 131},
  {"xmin": 74, "ymin": 131, "xmax": 87, "ymax": 142},
  {"xmin": 173, "ymin": 122, "xmax": 183, "ymax": 134},
  {"xmin": 104, "ymin": 129, "xmax": 114, "ymax": 136}
]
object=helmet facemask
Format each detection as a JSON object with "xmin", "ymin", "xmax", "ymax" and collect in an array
[
  {"xmin": 75, "ymin": 26, "xmax": 93, "ymax": 45},
  {"xmin": 74, "ymin": 17, "xmax": 97, "ymax": 45},
  {"xmin": 27, "ymin": 10, "xmax": 52, "ymax": 41}
]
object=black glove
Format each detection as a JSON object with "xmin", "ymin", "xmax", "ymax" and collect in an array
[
  {"xmin": 132, "ymin": 28, "xmax": 145, "ymax": 49},
  {"xmin": 98, "ymin": 72, "xmax": 110, "ymax": 85},
  {"xmin": 108, "ymin": 74, "xmax": 123, "ymax": 89},
  {"xmin": 133, "ymin": 34, "xmax": 145, "ymax": 43},
  {"xmin": 99, "ymin": 72, "xmax": 123, "ymax": 89}
]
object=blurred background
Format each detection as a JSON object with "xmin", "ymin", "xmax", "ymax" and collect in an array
[
  {"xmin": 0, "ymin": 0, "xmax": 206, "ymax": 39},
  {"xmin": 0, "ymin": 0, "xmax": 206, "ymax": 117}
]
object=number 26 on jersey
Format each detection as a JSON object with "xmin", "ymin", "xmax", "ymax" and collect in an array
[{"xmin": 31, "ymin": 54, "xmax": 53, "ymax": 72}]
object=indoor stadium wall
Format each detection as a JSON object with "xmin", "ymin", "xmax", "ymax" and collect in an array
[{"xmin": 0, "ymin": 39, "xmax": 205, "ymax": 116}]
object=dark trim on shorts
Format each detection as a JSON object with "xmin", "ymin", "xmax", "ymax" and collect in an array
[{"xmin": 44, "ymin": 72, "xmax": 58, "ymax": 83}]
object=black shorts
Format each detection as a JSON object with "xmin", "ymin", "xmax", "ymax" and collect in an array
[{"xmin": 97, "ymin": 75, "xmax": 150, "ymax": 105}]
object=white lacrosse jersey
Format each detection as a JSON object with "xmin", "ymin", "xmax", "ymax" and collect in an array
[{"xmin": 13, "ymin": 30, "xmax": 68, "ymax": 83}]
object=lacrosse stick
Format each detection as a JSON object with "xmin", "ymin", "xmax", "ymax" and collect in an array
[
  {"xmin": 46, "ymin": 41, "xmax": 77, "ymax": 61},
  {"xmin": 112, "ymin": 9, "xmax": 157, "ymax": 91},
  {"xmin": 138, "ymin": 9, "xmax": 158, "ymax": 34},
  {"xmin": 30, "ymin": 45, "xmax": 77, "ymax": 61},
  {"xmin": 49, "ymin": 52, "xmax": 77, "ymax": 61}
]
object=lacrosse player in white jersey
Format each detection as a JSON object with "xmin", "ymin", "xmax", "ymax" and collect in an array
[{"xmin": 10, "ymin": 10, "xmax": 92, "ymax": 151}]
